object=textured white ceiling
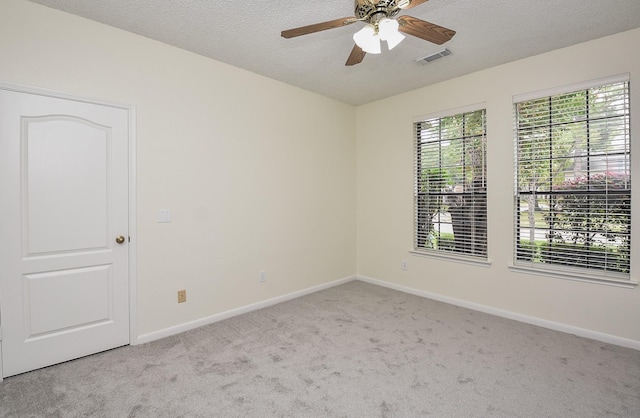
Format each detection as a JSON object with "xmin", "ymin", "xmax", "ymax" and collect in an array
[{"xmin": 27, "ymin": 0, "xmax": 640, "ymax": 105}]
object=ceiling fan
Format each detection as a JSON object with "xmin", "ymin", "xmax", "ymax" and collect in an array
[{"xmin": 281, "ymin": 0, "xmax": 456, "ymax": 66}]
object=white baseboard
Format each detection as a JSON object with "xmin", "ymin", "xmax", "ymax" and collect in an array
[
  {"xmin": 134, "ymin": 274, "xmax": 639, "ymax": 351},
  {"xmin": 134, "ymin": 275, "xmax": 357, "ymax": 345},
  {"xmin": 357, "ymin": 275, "xmax": 640, "ymax": 351}
]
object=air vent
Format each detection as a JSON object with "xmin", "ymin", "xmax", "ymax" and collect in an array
[{"xmin": 416, "ymin": 48, "xmax": 452, "ymax": 64}]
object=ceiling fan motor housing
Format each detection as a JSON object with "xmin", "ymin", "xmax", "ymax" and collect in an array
[{"xmin": 355, "ymin": 0, "xmax": 401, "ymax": 23}]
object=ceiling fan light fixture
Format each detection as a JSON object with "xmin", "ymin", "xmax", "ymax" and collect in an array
[
  {"xmin": 281, "ymin": 0, "xmax": 456, "ymax": 66},
  {"xmin": 378, "ymin": 18, "xmax": 405, "ymax": 50},
  {"xmin": 353, "ymin": 24, "xmax": 381, "ymax": 54}
]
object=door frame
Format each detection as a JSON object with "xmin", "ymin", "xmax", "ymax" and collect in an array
[{"xmin": 0, "ymin": 82, "xmax": 138, "ymax": 381}]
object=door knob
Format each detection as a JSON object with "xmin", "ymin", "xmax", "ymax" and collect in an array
[{"xmin": 115, "ymin": 235, "xmax": 126, "ymax": 244}]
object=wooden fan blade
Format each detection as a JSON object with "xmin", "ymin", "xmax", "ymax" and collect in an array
[
  {"xmin": 281, "ymin": 17, "xmax": 358, "ymax": 38},
  {"xmin": 397, "ymin": 15, "xmax": 455, "ymax": 45},
  {"xmin": 346, "ymin": 44, "xmax": 366, "ymax": 66},
  {"xmin": 398, "ymin": 0, "xmax": 429, "ymax": 10}
]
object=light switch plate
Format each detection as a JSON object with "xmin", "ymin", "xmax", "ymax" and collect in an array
[{"xmin": 157, "ymin": 209, "xmax": 172, "ymax": 223}]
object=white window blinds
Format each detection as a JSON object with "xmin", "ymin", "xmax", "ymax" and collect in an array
[
  {"xmin": 514, "ymin": 80, "xmax": 631, "ymax": 279},
  {"xmin": 415, "ymin": 108, "xmax": 487, "ymax": 259}
]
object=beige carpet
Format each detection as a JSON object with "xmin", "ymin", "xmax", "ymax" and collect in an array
[{"xmin": 1, "ymin": 281, "xmax": 639, "ymax": 417}]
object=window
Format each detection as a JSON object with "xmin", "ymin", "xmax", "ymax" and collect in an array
[
  {"xmin": 414, "ymin": 108, "xmax": 487, "ymax": 259},
  {"xmin": 514, "ymin": 78, "xmax": 631, "ymax": 282}
]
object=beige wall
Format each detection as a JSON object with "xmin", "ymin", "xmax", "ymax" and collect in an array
[
  {"xmin": 0, "ymin": 0, "xmax": 357, "ymax": 336},
  {"xmin": 357, "ymin": 28, "xmax": 640, "ymax": 344}
]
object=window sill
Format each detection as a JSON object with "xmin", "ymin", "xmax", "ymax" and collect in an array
[
  {"xmin": 410, "ymin": 250, "xmax": 492, "ymax": 268},
  {"xmin": 508, "ymin": 264, "xmax": 638, "ymax": 288}
]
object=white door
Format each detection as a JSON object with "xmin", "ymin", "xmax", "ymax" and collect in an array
[{"xmin": 0, "ymin": 88, "xmax": 130, "ymax": 378}]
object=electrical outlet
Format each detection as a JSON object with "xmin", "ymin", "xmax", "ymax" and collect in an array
[
  {"xmin": 177, "ymin": 289, "xmax": 187, "ymax": 303},
  {"xmin": 259, "ymin": 270, "xmax": 266, "ymax": 283},
  {"xmin": 401, "ymin": 260, "xmax": 408, "ymax": 271}
]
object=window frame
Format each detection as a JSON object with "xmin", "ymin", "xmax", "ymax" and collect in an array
[
  {"xmin": 413, "ymin": 104, "xmax": 489, "ymax": 264},
  {"xmin": 511, "ymin": 74, "xmax": 636, "ymax": 287}
]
